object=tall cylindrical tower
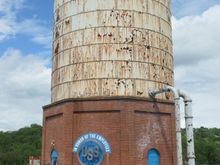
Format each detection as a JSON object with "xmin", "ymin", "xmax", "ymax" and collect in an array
[
  {"xmin": 51, "ymin": 0, "xmax": 173, "ymax": 102},
  {"xmin": 42, "ymin": 0, "xmax": 176, "ymax": 164}
]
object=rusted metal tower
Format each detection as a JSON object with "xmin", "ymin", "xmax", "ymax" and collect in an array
[{"xmin": 42, "ymin": 0, "xmax": 176, "ymax": 164}]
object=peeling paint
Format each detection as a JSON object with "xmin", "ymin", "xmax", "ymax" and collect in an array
[{"xmin": 52, "ymin": 0, "xmax": 173, "ymax": 102}]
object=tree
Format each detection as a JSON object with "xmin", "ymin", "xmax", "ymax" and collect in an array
[
  {"xmin": 182, "ymin": 127, "xmax": 220, "ymax": 165},
  {"xmin": 0, "ymin": 124, "xmax": 42, "ymax": 165}
]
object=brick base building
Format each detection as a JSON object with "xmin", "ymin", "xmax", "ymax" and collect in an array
[
  {"xmin": 45, "ymin": 0, "xmax": 176, "ymax": 164},
  {"xmin": 41, "ymin": 98, "xmax": 176, "ymax": 165}
]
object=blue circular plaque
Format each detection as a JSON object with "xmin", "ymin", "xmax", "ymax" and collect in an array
[
  {"xmin": 77, "ymin": 140, "xmax": 103, "ymax": 165},
  {"xmin": 73, "ymin": 133, "xmax": 111, "ymax": 165}
]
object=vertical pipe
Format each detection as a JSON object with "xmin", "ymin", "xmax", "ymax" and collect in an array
[
  {"xmin": 185, "ymin": 100, "xmax": 195, "ymax": 165},
  {"xmin": 149, "ymin": 86, "xmax": 183, "ymax": 165},
  {"xmin": 174, "ymin": 97, "xmax": 183, "ymax": 165},
  {"xmin": 166, "ymin": 86, "xmax": 183, "ymax": 165},
  {"xmin": 178, "ymin": 90, "xmax": 195, "ymax": 165}
]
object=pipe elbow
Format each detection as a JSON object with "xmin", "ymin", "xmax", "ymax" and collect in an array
[
  {"xmin": 178, "ymin": 89, "xmax": 192, "ymax": 102},
  {"xmin": 148, "ymin": 86, "xmax": 180, "ymax": 100},
  {"xmin": 148, "ymin": 88, "xmax": 169, "ymax": 98},
  {"xmin": 164, "ymin": 86, "xmax": 179, "ymax": 100}
]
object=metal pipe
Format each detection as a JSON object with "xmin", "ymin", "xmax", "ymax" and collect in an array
[
  {"xmin": 178, "ymin": 90, "xmax": 195, "ymax": 165},
  {"xmin": 149, "ymin": 86, "xmax": 183, "ymax": 165}
]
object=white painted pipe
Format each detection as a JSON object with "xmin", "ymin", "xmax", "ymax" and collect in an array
[
  {"xmin": 149, "ymin": 86, "xmax": 183, "ymax": 165},
  {"xmin": 178, "ymin": 90, "xmax": 195, "ymax": 165}
]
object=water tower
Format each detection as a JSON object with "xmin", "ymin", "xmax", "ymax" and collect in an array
[{"xmin": 42, "ymin": 0, "xmax": 176, "ymax": 164}]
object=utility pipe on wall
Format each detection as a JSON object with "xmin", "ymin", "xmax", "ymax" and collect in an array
[
  {"xmin": 149, "ymin": 86, "xmax": 183, "ymax": 165},
  {"xmin": 178, "ymin": 90, "xmax": 195, "ymax": 165}
]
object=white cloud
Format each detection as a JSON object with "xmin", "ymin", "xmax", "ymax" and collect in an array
[
  {"xmin": 172, "ymin": 0, "xmax": 220, "ymax": 18},
  {"xmin": 173, "ymin": 5, "xmax": 220, "ymax": 66},
  {"xmin": 173, "ymin": 5, "xmax": 220, "ymax": 127},
  {"xmin": 16, "ymin": 18, "xmax": 52, "ymax": 48},
  {"xmin": 0, "ymin": 0, "xmax": 23, "ymax": 41},
  {"xmin": 0, "ymin": 0, "xmax": 52, "ymax": 48},
  {"xmin": 0, "ymin": 17, "xmax": 15, "ymax": 41},
  {"xmin": 0, "ymin": 48, "xmax": 51, "ymax": 131},
  {"xmin": 0, "ymin": 0, "xmax": 24, "ymax": 14}
]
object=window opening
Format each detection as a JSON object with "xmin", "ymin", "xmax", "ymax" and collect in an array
[{"xmin": 147, "ymin": 148, "xmax": 159, "ymax": 165}]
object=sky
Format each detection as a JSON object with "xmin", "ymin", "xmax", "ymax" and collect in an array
[{"xmin": 0, "ymin": 0, "xmax": 220, "ymax": 131}]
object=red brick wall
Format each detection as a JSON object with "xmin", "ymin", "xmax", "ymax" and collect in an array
[
  {"xmin": 42, "ymin": 98, "xmax": 176, "ymax": 165},
  {"xmin": 72, "ymin": 111, "xmax": 121, "ymax": 164}
]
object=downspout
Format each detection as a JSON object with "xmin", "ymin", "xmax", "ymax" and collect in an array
[
  {"xmin": 178, "ymin": 90, "xmax": 195, "ymax": 165},
  {"xmin": 149, "ymin": 86, "xmax": 183, "ymax": 165}
]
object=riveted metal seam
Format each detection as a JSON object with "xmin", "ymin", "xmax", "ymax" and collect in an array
[
  {"xmin": 53, "ymin": 1, "xmax": 171, "ymax": 18},
  {"xmin": 53, "ymin": 26, "xmax": 172, "ymax": 45},
  {"xmin": 53, "ymin": 9, "xmax": 172, "ymax": 28},
  {"xmin": 51, "ymin": 60, "xmax": 174, "ymax": 75},
  {"xmin": 51, "ymin": 78, "xmax": 173, "ymax": 90},
  {"xmin": 52, "ymin": 43, "xmax": 173, "ymax": 61}
]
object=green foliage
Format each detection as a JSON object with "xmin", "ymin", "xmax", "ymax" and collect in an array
[
  {"xmin": 182, "ymin": 127, "xmax": 220, "ymax": 165},
  {"xmin": 0, "ymin": 124, "xmax": 42, "ymax": 165}
]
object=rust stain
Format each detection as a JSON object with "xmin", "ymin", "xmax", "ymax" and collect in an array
[
  {"xmin": 54, "ymin": 43, "xmax": 59, "ymax": 54},
  {"xmin": 51, "ymin": 0, "xmax": 173, "ymax": 102}
]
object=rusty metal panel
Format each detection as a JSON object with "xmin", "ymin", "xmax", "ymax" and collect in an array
[
  {"xmin": 52, "ymin": 0, "xmax": 173, "ymax": 102},
  {"xmin": 54, "ymin": 66, "xmax": 71, "ymax": 85},
  {"xmin": 53, "ymin": 83, "xmax": 70, "ymax": 101},
  {"xmin": 70, "ymin": 63, "xmax": 83, "ymax": 81},
  {"xmin": 54, "ymin": 0, "xmax": 63, "ymax": 12},
  {"xmin": 156, "ymin": 0, "xmax": 170, "ymax": 8},
  {"xmin": 52, "ymin": 54, "xmax": 58, "ymax": 72},
  {"xmin": 63, "ymin": 0, "xmax": 71, "ymax": 3},
  {"xmin": 54, "ymin": 22, "xmax": 62, "ymax": 40},
  {"xmin": 70, "ymin": 45, "xmax": 100, "ymax": 64},
  {"xmin": 68, "ymin": 80, "xmax": 100, "ymax": 98},
  {"xmin": 62, "ymin": 17, "xmax": 72, "ymax": 35},
  {"xmin": 117, "ymin": 0, "xmax": 134, "ymax": 11},
  {"xmin": 134, "ymin": 0, "xmax": 147, "ymax": 12},
  {"xmin": 84, "ymin": 0, "xmax": 116, "ymax": 11},
  {"xmin": 160, "ymin": 19, "xmax": 172, "ymax": 39},
  {"xmin": 62, "ymin": 1, "xmax": 74, "ymax": 19}
]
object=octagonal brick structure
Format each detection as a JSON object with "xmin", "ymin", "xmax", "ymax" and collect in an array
[{"xmin": 42, "ymin": 0, "xmax": 177, "ymax": 165}]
